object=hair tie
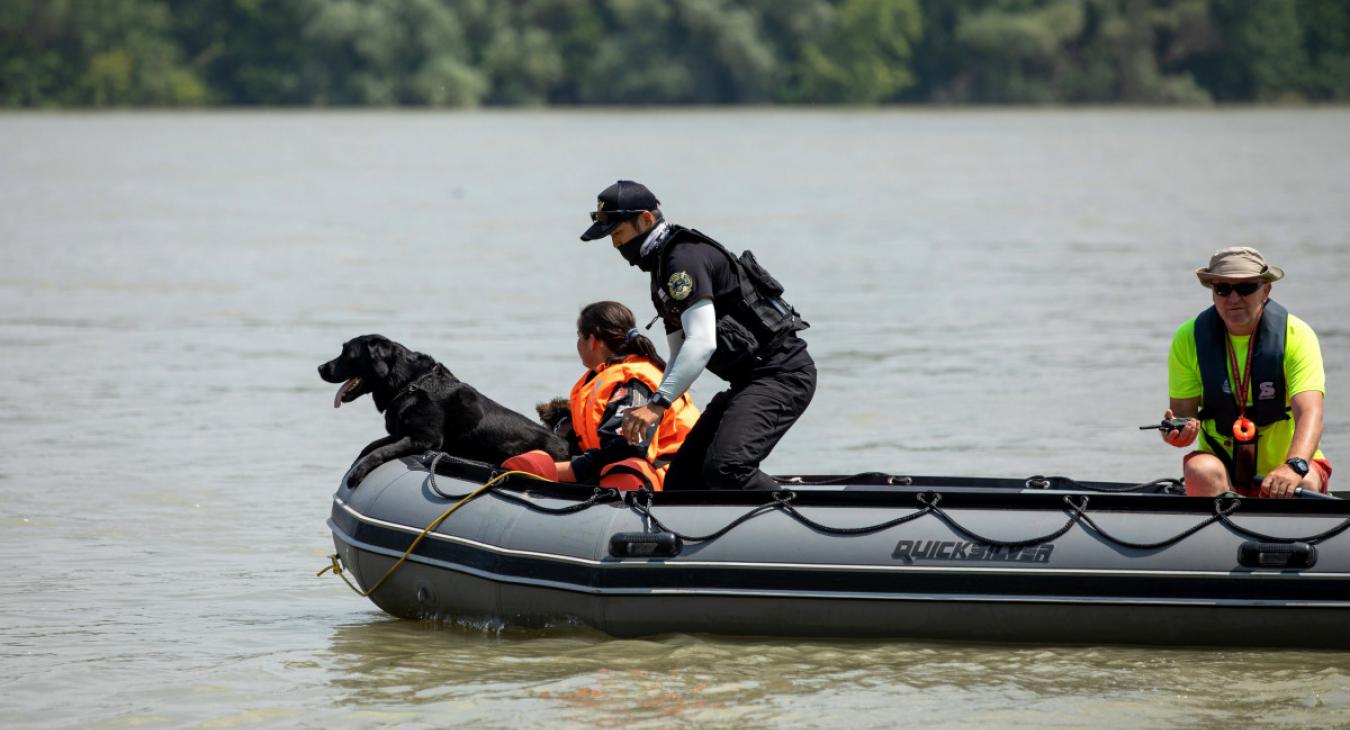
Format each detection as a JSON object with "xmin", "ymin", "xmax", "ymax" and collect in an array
[{"xmin": 625, "ymin": 327, "xmax": 641, "ymax": 343}]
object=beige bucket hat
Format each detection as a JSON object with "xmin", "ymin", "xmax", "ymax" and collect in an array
[{"xmin": 1195, "ymin": 246, "xmax": 1284, "ymax": 286}]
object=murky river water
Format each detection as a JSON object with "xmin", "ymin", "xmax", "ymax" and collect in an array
[{"xmin": 2, "ymin": 109, "xmax": 1348, "ymax": 727}]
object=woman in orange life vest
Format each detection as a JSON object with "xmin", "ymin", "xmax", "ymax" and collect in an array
[{"xmin": 503, "ymin": 301, "xmax": 699, "ymax": 491}]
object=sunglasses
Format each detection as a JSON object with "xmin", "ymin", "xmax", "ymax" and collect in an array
[
  {"xmin": 589, "ymin": 210, "xmax": 645, "ymax": 225},
  {"xmin": 1212, "ymin": 282, "xmax": 1262, "ymax": 297}
]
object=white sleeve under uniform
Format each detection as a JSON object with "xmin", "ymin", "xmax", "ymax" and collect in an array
[{"xmin": 656, "ymin": 298, "xmax": 715, "ymax": 402}]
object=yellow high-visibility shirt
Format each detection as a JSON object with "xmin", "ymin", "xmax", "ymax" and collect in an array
[{"xmin": 1168, "ymin": 313, "xmax": 1325, "ymax": 475}]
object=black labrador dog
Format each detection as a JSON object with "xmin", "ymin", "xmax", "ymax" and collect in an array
[{"xmin": 319, "ymin": 334, "xmax": 568, "ymax": 487}]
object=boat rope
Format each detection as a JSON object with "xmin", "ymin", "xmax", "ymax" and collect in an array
[
  {"xmin": 425, "ymin": 451, "xmax": 622, "ymax": 514},
  {"xmin": 495, "ymin": 486, "xmax": 622, "ymax": 514},
  {"xmin": 624, "ymin": 489, "xmax": 1347, "ymax": 552},
  {"xmin": 627, "ymin": 489, "xmax": 1060, "ymax": 547},
  {"xmin": 1212, "ymin": 496, "xmax": 1350, "ymax": 544},
  {"xmin": 778, "ymin": 472, "xmax": 914, "ymax": 486},
  {"xmin": 625, "ymin": 489, "xmax": 788, "ymax": 543},
  {"xmin": 624, "ymin": 491, "xmax": 961, "ymax": 542},
  {"xmin": 920, "ymin": 493, "xmax": 1084, "ymax": 549},
  {"xmin": 425, "ymin": 451, "xmax": 476, "ymax": 500},
  {"xmin": 318, "ymin": 469, "xmax": 545, "ymax": 597},
  {"xmin": 1063, "ymin": 496, "xmax": 1239, "ymax": 550},
  {"xmin": 1023, "ymin": 475, "xmax": 1184, "ymax": 493},
  {"xmin": 777, "ymin": 491, "xmax": 936, "ymax": 535},
  {"xmin": 778, "ymin": 473, "xmax": 1184, "ymax": 493}
]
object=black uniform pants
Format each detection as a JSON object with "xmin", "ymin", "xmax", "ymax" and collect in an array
[{"xmin": 663, "ymin": 359, "xmax": 816, "ymax": 491}]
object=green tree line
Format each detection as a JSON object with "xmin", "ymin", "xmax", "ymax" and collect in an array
[{"xmin": 3, "ymin": 0, "xmax": 1348, "ymax": 107}]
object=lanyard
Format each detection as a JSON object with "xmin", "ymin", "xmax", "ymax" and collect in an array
[
  {"xmin": 1225, "ymin": 333, "xmax": 1258, "ymax": 442},
  {"xmin": 1224, "ymin": 334, "xmax": 1255, "ymax": 416}
]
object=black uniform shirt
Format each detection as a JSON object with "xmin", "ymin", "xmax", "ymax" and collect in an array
[{"xmin": 653, "ymin": 238, "xmax": 737, "ymax": 333}]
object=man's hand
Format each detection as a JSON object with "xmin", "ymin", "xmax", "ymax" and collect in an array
[
  {"xmin": 1260, "ymin": 464, "xmax": 1303, "ymax": 499},
  {"xmin": 1161, "ymin": 409, "xmax": 1199, "ymax": 448},
  {"xmin": 621, "ymin": 403, "xmax": 665, "ymax": 444}
]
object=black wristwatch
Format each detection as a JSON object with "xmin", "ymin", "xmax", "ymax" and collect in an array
[
  {"xmin": 649, "ymin": 392, "xmax": 673, "ymax": 409},
  {"xmin": 1285, "ymin": 457, "xmax": 1310, "ymax": 477}
]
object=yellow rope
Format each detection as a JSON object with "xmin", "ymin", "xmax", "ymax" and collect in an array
[{"xmin": 319, "ymin": 469, "xmax": 549, "ymax": 597}]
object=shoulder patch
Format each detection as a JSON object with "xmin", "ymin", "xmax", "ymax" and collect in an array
[{"xmin": 668, "ymin": 271, "xmax": 693, "ymax": 301}]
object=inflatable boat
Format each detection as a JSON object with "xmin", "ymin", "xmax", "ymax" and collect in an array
[{"xmin": 325, "ymin": 454, "xmax": 1350, "ymax": 648}]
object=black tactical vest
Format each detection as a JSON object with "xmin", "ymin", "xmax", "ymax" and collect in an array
[{"xmin": 652, "ymin": 225, "xmax": 807, "ymax": 381}]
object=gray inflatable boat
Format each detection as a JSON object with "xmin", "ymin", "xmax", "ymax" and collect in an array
[{"xmin": 327, "ymin": 454, "xmax": 1350, "ymax": 648}]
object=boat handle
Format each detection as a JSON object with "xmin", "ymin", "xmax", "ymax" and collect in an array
[
  {"xmin": 610, "ymin": 531, "xmax": 682, "ymax": 558},
  {"xmin": 1236, "ymin": 541, "xmax": 1317, "ymax": 570}
]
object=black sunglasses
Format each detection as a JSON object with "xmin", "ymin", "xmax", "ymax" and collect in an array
[
  {"xmin": 1213, "ymin": 282, "xmax": 1262, "ymax": 297},
  {"xmin": 589, "ymin": 210, "xmax": 645, "ymax": 224}
]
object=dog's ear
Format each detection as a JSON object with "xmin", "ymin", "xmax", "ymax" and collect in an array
[{"xmin": 367, "ymin": 339, "xmax": 392, "ymax": 379}]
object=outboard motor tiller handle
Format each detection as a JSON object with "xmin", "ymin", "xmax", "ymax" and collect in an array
[{"xmin": 1294, "ymin": 487, "xmax": 1339, "ymax": 500}]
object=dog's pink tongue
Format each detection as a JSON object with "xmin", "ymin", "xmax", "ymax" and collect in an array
[{"xmin": 334, "ymin": 377, "xmax": 361, "ymax": 409}]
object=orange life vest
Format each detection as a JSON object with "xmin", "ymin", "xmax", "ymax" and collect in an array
[{"xmin": 568, "ymin": 355, "xmax": 699, "ymax": 490}]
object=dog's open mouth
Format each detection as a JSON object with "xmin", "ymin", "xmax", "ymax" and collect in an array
[{"xmin": 334, "ymin": 377, "xmax": 363, "ymax": 408}]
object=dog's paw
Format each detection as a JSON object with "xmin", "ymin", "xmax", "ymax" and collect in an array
[{"xmin": 345, "ymin": 466, "xmax": 370, "ymax": 488}]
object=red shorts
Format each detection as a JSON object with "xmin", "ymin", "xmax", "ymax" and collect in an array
[{"xmin": 1183, "ymin": 451, "xmax": 1333, "ymax": 496}]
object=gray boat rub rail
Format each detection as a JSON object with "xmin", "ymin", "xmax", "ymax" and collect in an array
[{"xmin": 413, "ymin": 452, "xmax": 1350, "ymax": 554}]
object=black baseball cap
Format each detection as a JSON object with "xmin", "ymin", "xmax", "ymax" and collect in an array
[{"xmin": 579, "ymin": 180, "xmax": 660, "ymax": 241}]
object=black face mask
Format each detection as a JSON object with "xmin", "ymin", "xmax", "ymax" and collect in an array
[
  {"xmin": 617, "ymin": 236, "xmax": 646, "ymax": 268},
  {"xmin": 614, "ymin": 214, "xmax": 666, "ymax": 270}
]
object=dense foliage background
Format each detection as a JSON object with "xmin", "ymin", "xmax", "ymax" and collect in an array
[{"xmin": 3, "ymin": 0, "xmax": 1348, "ymax": 107}]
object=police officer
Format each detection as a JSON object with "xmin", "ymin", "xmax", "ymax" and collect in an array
[{"xmin": 579, "ymin": 180, "xmax": 816, "ymax": 490}]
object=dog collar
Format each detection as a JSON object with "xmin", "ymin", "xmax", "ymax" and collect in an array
[{"xmin": 380, "ymin": 367, "xmax": 443, "ymax": 412}]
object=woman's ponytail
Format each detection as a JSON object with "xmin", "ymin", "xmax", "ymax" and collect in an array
[
  {"xmin": 578, "ymin": 301, "xmax": 667, "ymax": 370},
  {"xmin": 621, "ymin": 326, "xmax": 666, "ymax": 370}
]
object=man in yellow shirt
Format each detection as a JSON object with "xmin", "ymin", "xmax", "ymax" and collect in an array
[{"xmin": 1161, "ymin": 247, "xmax": 1331, "ymax": 498}]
